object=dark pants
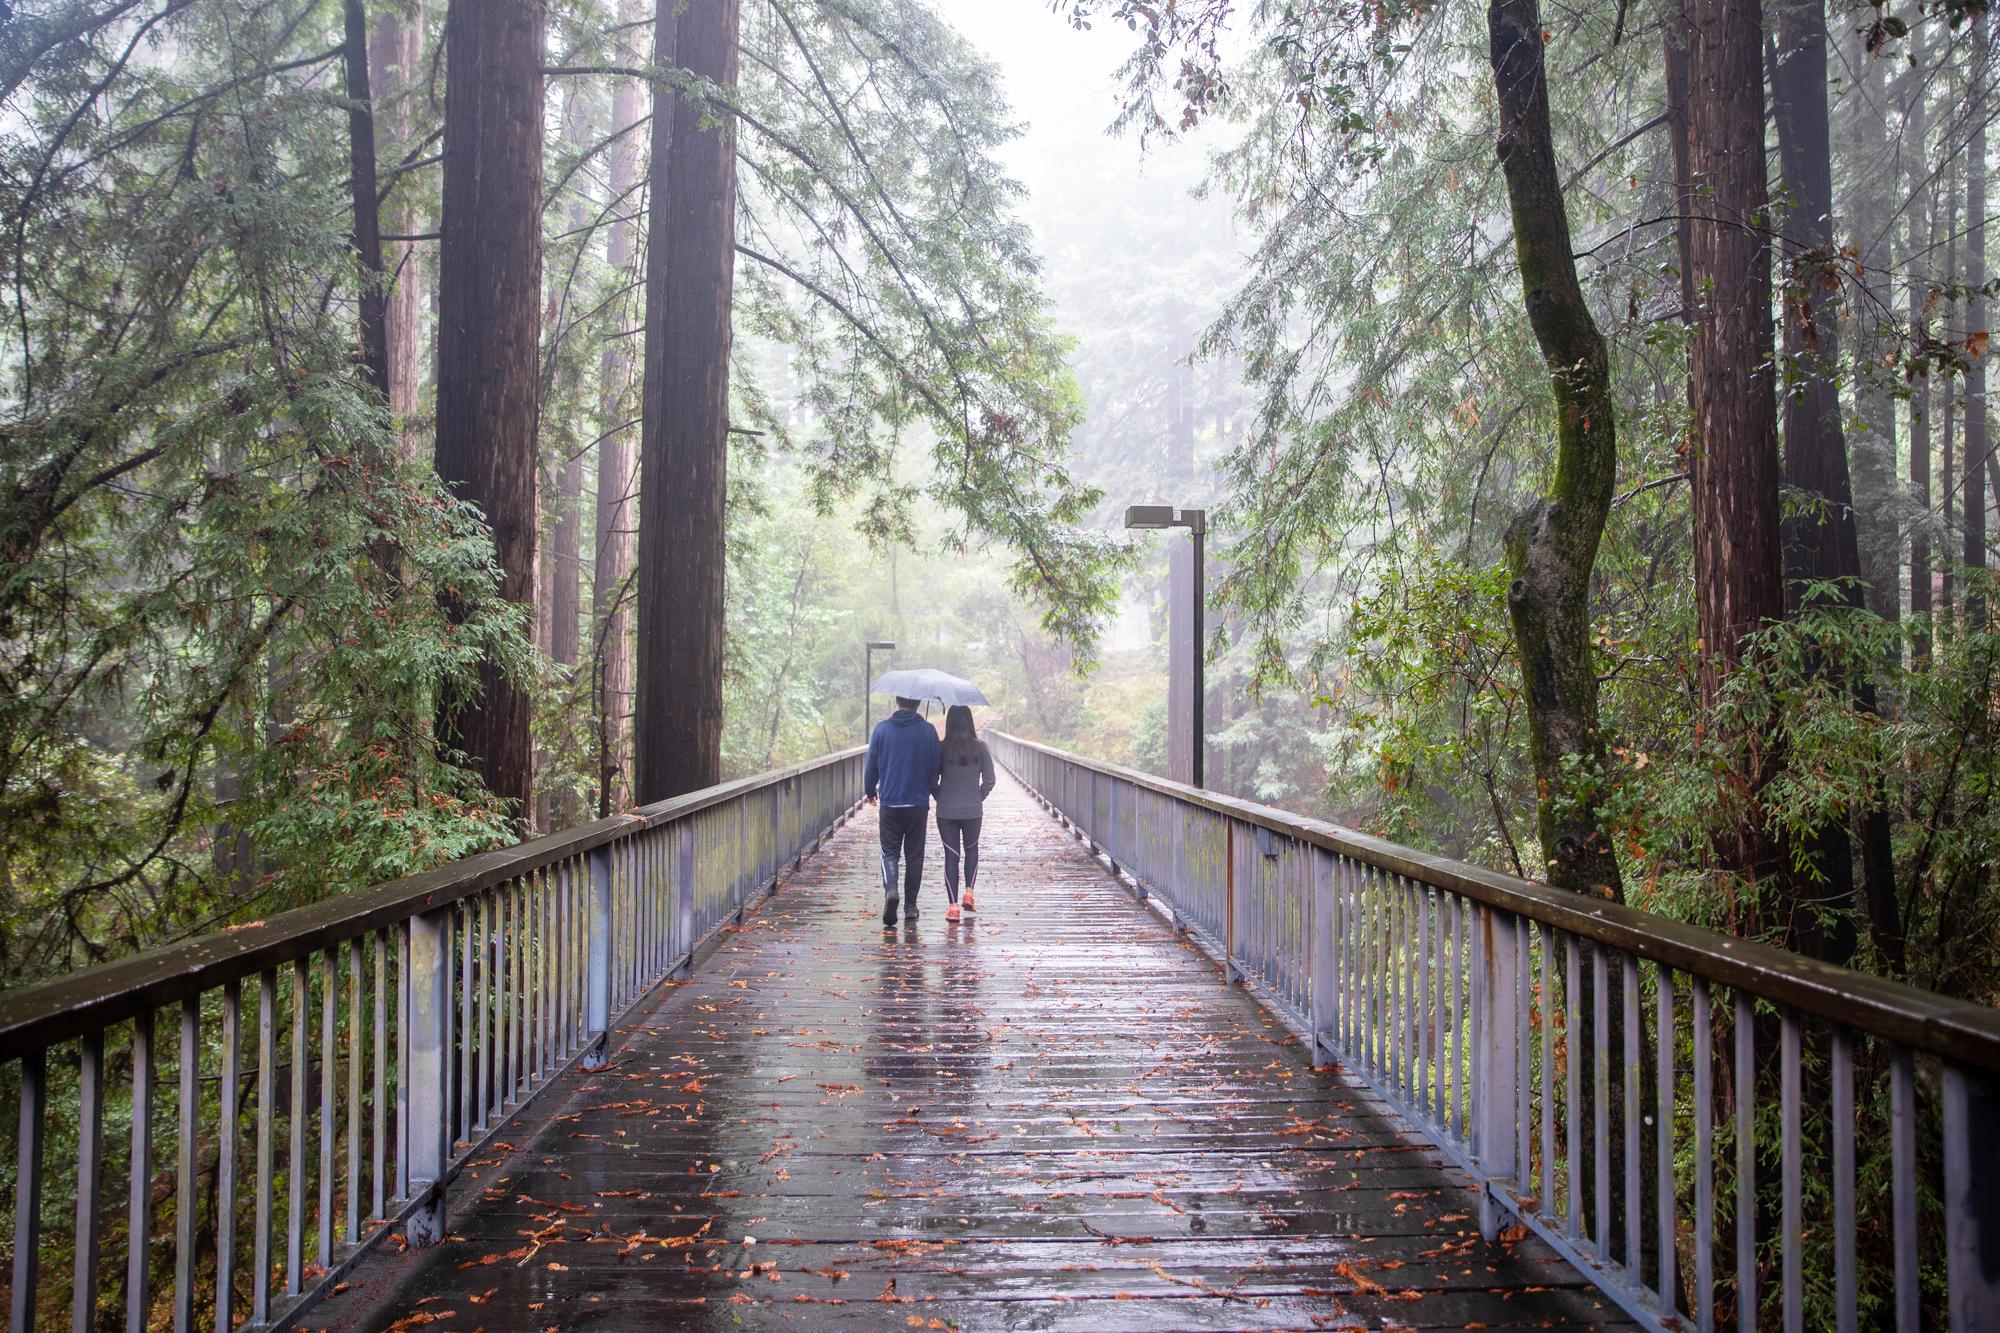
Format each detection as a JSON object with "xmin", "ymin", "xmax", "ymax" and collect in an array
[
  {"xmin": 879, "ymin": 805, "xmax": 926, "ymax": 906},
  {"xmin": 937, "ymin": 816, "xmax": 982, "ymax": 903}
]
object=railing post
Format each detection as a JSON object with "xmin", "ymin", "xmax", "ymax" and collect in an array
[
  {"xmin": 405, "ymin": 908, "xmax": 452, "ymax": 1246},
  {"xmin": 675, "ymin": 821, "xmax": 696, "ymax": 977},
  {"xmin": 1132, "ymin": 788, "xmax": 1149, "ymax": 902},
  {"xmin": 1106, "ymin": 777, "xmax": 1119, "ymax": 877},
  {"xmin": 1473, "ymin": 902, "xmax": 1520, "ymax": 1242},
  {"xmin": 12, "ymin": 1049, "xmax": 44, "ymax": 1333},
  {"xmin": 1311, "ymin": 850, "xmax": 1337, "ymax": 1067},
  {"xmin": 584, "ymin": 844, "xmax": 613, "ymax": 1069},
  {"xmin": 1943, "ymin": 1061, "xmax": 2000, "ymax": 1325},
  {"xmin": 1086, "ymin": 769, "xmax": 1099, "ymax": 855},
  {"xmin": 1224, "ymin": 820, "xmax": 1243, "ymax": 983}
]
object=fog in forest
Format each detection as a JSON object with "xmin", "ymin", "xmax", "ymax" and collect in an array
[
  {"xmin": 2, "ymin": 0, "xmax": 1995, "ymax": 1012},
  {"xmin": 7, "ymin": 4, "xmax": 2000, "ymax": 1329}
]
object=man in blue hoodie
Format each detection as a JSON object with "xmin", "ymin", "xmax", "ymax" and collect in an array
[{"xmin": 865, "ymin": 696, "xmax": 943, "ymax": 927}]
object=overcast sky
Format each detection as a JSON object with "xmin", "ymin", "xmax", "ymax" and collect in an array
[
  {"xmin": 937, "ymin": 3, "xmax": 1244, "ymax": 652},
  {"xmin": 939, "ymin": 1, "xmax": 1229, "ymax": 296}
]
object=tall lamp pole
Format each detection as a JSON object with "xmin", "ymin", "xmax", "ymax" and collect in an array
[
  {"xmin": 1124, "ymin": 505, "xmax": 1206, "ymax": 788},
  {"xmin": 863, "ymin": 640, "xmax": 896, "ymax": 742}
]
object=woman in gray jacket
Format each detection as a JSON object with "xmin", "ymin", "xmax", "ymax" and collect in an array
[{"xmin": 933, "ymin": 705, "xmax": 996, "ymax": 922}]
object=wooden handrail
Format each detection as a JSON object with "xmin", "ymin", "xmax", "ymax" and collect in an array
[
  {"xmin": 0, "ymin": 746, "xmax": 865, "ymax": 1062},
  {"xmin": 989, "ymin": 731, "xmax": 2000, "ymax": 1070}
]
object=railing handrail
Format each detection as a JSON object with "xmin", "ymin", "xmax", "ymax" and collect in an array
[
  {"xmin": 989, "ymin": 730, "xmax": 2000, "ymax": 1070},
  {"xmin": 0, "ymin": 746, "xmax": 866, "ymax": 1062}
]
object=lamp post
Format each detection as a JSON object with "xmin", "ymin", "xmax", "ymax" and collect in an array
[
  {"xmin": 1124, "ymin": 505, "xmax": 1206, "ymax": 788},
  {"xmin": 863, "ymin": 640, "xmax": 896, "ymax": 742}
]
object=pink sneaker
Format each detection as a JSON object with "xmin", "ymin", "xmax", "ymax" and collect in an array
[
  {"xmin": 961, "ymin": 891, "xmax": 977, "ymax": 914},
  {"xmin": 945, "ymin": 902, "xmax": 962, "ymax": 923}
]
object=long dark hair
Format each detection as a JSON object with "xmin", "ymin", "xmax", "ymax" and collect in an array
[{"xmin": 942, "ymin": 705, "xmax": 980, "ymax": 766}]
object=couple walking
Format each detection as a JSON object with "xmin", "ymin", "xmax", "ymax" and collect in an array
[{"xmin": 864, "ymin": 700, "xmax": 995, "ymax": 926}]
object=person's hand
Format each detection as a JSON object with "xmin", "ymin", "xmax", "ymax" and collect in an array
[{"xmin": 866, "ymin": 795, "xmax": 878, "ymax": 807}]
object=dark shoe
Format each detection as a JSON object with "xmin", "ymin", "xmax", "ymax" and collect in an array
[
  {"xmin": 903, "ymin": 895, "xmax": 920, "ymax": 923},
  {"xmin": 882, "ymin": 893, "xmax": 898, "ymax": 927}
]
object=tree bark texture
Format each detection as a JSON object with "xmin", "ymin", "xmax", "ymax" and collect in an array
[
  {"xmin": 369, "ymin": 0, "xmax": 425, "ymax": 446},
  {"xmin": 1486, "ymin": 0, "xmax": 1625, "ymax": 902},
  {"xmin": 635, "ymin": 0, "xmax": 740, "ymax": 802},
  {"xmin": 434, "ymin": 0, "xmax": 544, "ymax": 818},
  {"xmin": 1673, "ymin": 0, "xmax": 1787, "ymax": 890},
  {"xmin": 594, "ymin": 0, "xmax": 644, "ymax": 816},
  {"xmin": 341, "ymin": 0, "xmax": 388, "ymax": 401}
]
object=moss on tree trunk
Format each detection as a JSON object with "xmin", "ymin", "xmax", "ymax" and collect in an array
[{"xmin": 1486, "ymin": 0, "xmax": 1624, "ymax": 902}]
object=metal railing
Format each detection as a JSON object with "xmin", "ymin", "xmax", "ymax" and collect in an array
[
  {"xmin": 990, "ymin": 731, "xmax": 2000, "ymax": 1333},
  {"xmin": 0, "ymin": 748, "xmax": 864, "ymax": 1332}
]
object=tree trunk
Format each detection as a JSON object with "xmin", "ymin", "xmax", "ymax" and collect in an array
[
  {"xmin": 594, "ymin": 0, "xmax": 644, "ymax": 817},
  {"xmin": 1767, "ymin": 0, "xmax": 1866, "ymax": 962},
  {"xmin": 1486, "ymin": 0, "xmax": 1625, "ymax": 901},
  {"xmin": 370, "ymin": 0, "xmax": 425, "ymax": 447},
  {"xmin": 634, "ymin": 0, "xmax": 740, "ymax": 802},
  {"xmin": 434, "ymin": 0, "xmax": 544, "ymax": 819},
  {"xmin": 1908, "ymin": 20, "xmax": 1933, "ymax": 660},
  {"xmin": 534, "ymin": 94, "xmax": 596, "ymax": 832},
  {"xmin": 341, "ymin": 0, "xmax": 388, "ymax": 400},
  {"xmin": 549, "ymin": 98, "xmax": 587, "ymax": 680},
  {"xmin": 1843, "ymin": 48, "xmax": 1901, "ymax": 623},
  {"xmin": 1942, "ymin": 157, "xmax": 1959, "ymax": 636},
  {"xmin": 1768, "ymin": 2, "xmax": 1861, "ymax": 615},
  {"xmin": 549, "ymin": 466, "xmax": 582, "ymax": 676},
  {"xmin": 1965, "ymin": 18, "xmax": 1990, "ymax": 632},
  {"xmin": 1672, "ymin": 0, "xmax": 1788, "ymax": 895}
]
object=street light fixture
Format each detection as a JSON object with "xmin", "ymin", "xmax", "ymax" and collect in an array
[
  {"xmin": 863, "ymin": 640, "xmax": 896, "ymax": 741},
  {"xmin": 1123, "ymin": 505, "xmax": 1206, "ymax": 788}
]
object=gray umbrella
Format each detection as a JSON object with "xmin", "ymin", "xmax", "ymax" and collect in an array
[{"xmin": 870, "ymin": 667, "xmax": 990, "ymax": 707}]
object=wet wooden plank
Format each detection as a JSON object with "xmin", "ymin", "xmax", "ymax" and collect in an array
[{"xmin": 304, "ymin": 774, "xmax": 1624, "ymax": 1331}]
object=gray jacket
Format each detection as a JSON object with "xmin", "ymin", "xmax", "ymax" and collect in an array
[{"xmin": 933, "ymin": 740, "xmax": 995, "ymax": 820}]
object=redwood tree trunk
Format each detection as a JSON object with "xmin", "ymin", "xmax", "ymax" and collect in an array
[
  {"xmin": 549, "ymin": 94, "xmax": 589, "ymax": 679},
  {"xmin": 1769, "ymin": 2, "xmax": 1862, "ymax": 616},
  {"xmin": 1768, "ymin": 0, "xmax": 1863, "ymax": 961},
  {"xmin": 1907, "ymin": 21, "xmax": 1932, "ymax": 659},
  {"xmin": 342, "ymin": 0, "xmax": 387, "ymax": 399},
  {"xmin": 1844, "ymin": 50, "xmax": 1901, "ymax": 623},
  {"xmin": 1486, "ymin": 0, "xmax": 1624, "ymax": 902},
  {"xmin": 1942, "ymin": 162, "xmax": 1959, "ymax": 633},
  {"xmin": 1673, "ymin": 0, "xmax": 1787, "ymax": 892},
  {"xmin": 593, "ymin": 0, "xmax": 644, "ymax": 816},
  {"xmin": 1966, "ymin": 21, "xmax": 1990, "ymax": 632},
  {"xmin": 535, "ymin": 95, "xmax": 594, "ymax": 832},
  {"xmin": 434, "ymin": 0, "xmax": 544, "ymax": 818},
  {"xmin": 370, "ymin": 0, "xmax": 425, "ymax": 446},
  {"xmin": 635, "ymin": 0, "xmax": 740, "ymax": 802}
]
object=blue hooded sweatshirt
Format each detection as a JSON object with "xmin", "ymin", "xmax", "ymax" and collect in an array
[{"xmin": 865, "ymin": 710, "xmax": 941, "ymax": 807}]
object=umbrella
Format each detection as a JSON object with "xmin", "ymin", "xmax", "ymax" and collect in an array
[{"xmin": 870, "ymin": 667, "xmax": 990, "ymax": 708}]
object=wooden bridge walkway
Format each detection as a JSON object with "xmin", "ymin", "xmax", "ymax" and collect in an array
[{"xmin": 304, "ymin": 772, "xmax": 1628, "ymax": 1331}]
